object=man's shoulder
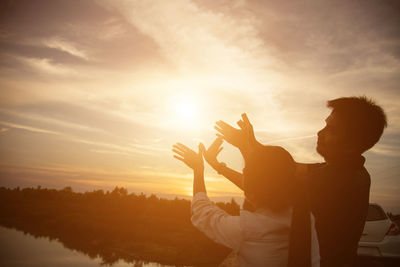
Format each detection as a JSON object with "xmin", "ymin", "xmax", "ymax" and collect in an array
[
  {"xmin": 355, "ymin": 166, "xmax": 371, "ymax": 187},
  {"xmin": 308, "ymin": 162, "xmax": 370, "ymax": 189},
  {"xmin": 307, "ymin": 162, "xmax": 326, "ymax": 172}
]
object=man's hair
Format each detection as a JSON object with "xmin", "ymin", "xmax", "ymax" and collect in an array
[
  {"xmin": 327, "ymin": 96, "xmax": 387, "ymax": 153},
  {"xmin": 243, "ymin": 146, "xmax": 295, "ymax": 211}
]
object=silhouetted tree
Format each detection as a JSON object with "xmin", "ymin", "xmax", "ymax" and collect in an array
[{"xmin": 0, "ymin": 186, "xmax": 237, "ymax": 266}]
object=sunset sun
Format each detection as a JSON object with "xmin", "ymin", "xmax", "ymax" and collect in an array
[
  {"xmin": 175, "ymin": 100, "xmax": 197, "ymax": 122},
  {"xmin": 168, "ymin": 94, "xmax": 203, "ymax": 129}
]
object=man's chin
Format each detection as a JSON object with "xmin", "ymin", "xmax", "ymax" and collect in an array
[{"xmin": 316, "ymin": 145, "xmax": 326, "ymax": 158}]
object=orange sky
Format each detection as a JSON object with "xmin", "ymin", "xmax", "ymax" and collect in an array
[{"xmin": 0, "ymin": 0, "xmax": 399, "ymax": 212}]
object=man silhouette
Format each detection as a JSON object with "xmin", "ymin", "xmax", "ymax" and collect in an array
[{"xmin": 207, "ymin": 96, "xmax": 387, "ymax": 267}]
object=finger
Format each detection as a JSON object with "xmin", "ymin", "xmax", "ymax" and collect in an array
[
  {"xmin": 180, "ymin": 144, "xmax": 197, "ymax": 154},
  {"xmin": 216, "ymin": 120, "xmax": 235, "ymax": 130},
  {"xmin": 217, "ymin": 146, "xmax": 224, "ymax": 154},
  {"xmin": 197, "ymin": 143, "xmax": 203, "ymax": 156},
  {"xmin": 216, "ymin": 133, "xmax": 226, "ymax": 140},
  {"xmin": 216, "ymin": 133, "xmax": 235, "ymax": 145},
  {"xmin": 242, "ymin": 113, "xmax": 255, "ymax": 137},
  {"xmin": 172, "ymin": 148, "xmax": 185, "ymax": 157},
  {"xmin": 172, "ymin": 145, "xmax": 186, "ymax": 154},
  {"xmin": 173, "ymin": 155, "xmax": 185, "ymax": 162},
  {"xmin": 241, "ymin": 113, "xmax": 249, "ymax": 124},
  {"xmin": 199, "ymin": 143, "xmax": 206, "ymax": 155},
  {"xmin": 214, "ymin": 125, "xmax": 225, "ymax": 135},
  {"xmin": 237, "ymin": 119, "xmax": 245, "ymax": 129},
  {"xmin": 241, "ymin": 113, "xmax": 253, "ymax": 129},
  {"xmin": 176, "ymin": 143, "xmax": 190, "ymax": 152},
  {"xmin": 209, "ymin": 137, "xmax": 223, "ymax": 150},
  {"xmin": 214, "ymin": 122, "xmax": 224, "ymax": 131}
]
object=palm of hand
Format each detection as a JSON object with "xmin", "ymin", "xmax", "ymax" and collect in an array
[
  {"xmin": 215, "ymin": 121, "xmax": 247, "ymax": 148},
  {"xmin": 172, "ymin": 143, "xmax": 203, "ymax": 170},
  {"xmin": 203, "ymin": 138, "xmax": 223, "ymax": 167},
  {"xmin": 214, "ymin": 113, "xmax": 256, "ymax": 152}
]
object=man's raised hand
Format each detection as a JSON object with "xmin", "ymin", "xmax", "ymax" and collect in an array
[
  {"xmin": 215, "ymin": 113, "xmax": 258, "ymax": 153},
  {"xmin": 215, "ymin": 120, "xmax": 244, "ymax": 148},
  {"xmin": 237, "ymin": 113, "xmax": 257, "ymax": 147}
]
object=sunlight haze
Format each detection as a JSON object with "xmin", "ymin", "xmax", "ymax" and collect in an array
[{"xmin": 0, "ymin": 0, "xmax": 399, "ymax": 213}]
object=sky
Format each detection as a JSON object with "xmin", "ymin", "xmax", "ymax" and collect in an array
[{"xmin": 0, "ymin": 0, "xmax": 399, "ymax": 212}]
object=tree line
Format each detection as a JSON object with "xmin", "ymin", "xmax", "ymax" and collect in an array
[{"xmin": 0, "ymin": 186, "xmax": 240, "ymax": 266}]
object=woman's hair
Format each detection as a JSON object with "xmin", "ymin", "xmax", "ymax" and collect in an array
[{"xmin": 243, "ymin": 145, "xmax": 296, "ymax": 211}]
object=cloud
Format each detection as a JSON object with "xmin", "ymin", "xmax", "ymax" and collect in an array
[
  {"xmin": 43, "ymin": 38, "xmax": 89, "ymax": 60},
  {"xmin": 0, "ymin": 108, "xmax": 106, "ymax": 134},
  {"xmin": 369, "ymin": 144, "xmax": 400, "ymax": 157},
  {"xmin": 0, "ymin": 118, "xmax": 164, "ymax": 160},
  {"xmin": 101, "ymin": 0, "xmax": 283, "ymax": 79},
  {"xmin": 0, "ymin": 121, "xmax": 62, "ymax": 135},
  {"xmin": 0, "ymin": 0, "xmax": 165, "ymax": 75},
  {"xmin": 264, "ymin": 134, "xmax": 316, "ymax": 145},
  {"xmin": 0, "ymin": 0, "xmax": 399, "ymax": 211},
  {"xmin": 0, "ymin": 41, "xmax": 87, "ymax": 65},
  {"xmin": 18, "ymin": 57, "xmax": 77, "ymax": 76}
]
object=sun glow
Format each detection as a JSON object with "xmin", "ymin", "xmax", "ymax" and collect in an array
[
  {"xmin": 167, "ymin": 94, "xmax": 205, "ymax": 130},
  {"xmin": 174, "ymin": 100, "xmax": 197, "ymax": 122}
]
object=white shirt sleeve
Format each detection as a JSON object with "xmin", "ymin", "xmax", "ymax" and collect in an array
[{"xmin": 191, "ymin": 192, "xmax": 242, "ymax": 252}]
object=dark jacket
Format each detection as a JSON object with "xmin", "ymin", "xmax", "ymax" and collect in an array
[{"xmin": 309, "ymin": 156, "xmax": 370, "ymax": 267}]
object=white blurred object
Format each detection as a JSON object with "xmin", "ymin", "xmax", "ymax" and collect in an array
[{"xmin": 358, "ymin": 203, "xmax": 400, "ymax": 259}]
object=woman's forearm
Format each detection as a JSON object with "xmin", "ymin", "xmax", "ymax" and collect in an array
[{"xmin": 193, "ymin": 169, "xmax": 206, "ymax": 195}]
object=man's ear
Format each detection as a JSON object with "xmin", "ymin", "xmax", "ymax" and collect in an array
[
  {"xmin": 346, "ymin": 146, "xmax": 362, "ymax": 155},
  {"xmin": 343, "ymin": 135, "xmax": 362, "ymax": 155}
]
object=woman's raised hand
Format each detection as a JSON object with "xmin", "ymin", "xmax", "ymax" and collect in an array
[
  {"xmin": 201, "ymin": 137, "xmax": 223, "ymax": 169},
  {"xmin": 172, "ymin": 143, "xmax": 204, "ymax": 171}
]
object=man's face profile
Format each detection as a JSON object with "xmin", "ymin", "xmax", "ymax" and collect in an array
[{"xmin": 316, "ymin": 111, "xmax": 348, "ymax": 160}]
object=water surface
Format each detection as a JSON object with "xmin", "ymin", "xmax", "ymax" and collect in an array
[{"xmin": 0, "ymin": 226, "xmax": 169, "ymax": 267}]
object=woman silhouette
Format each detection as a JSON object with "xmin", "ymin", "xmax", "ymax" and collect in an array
[{"xmin": 172, "ymin": 141, "xmax": 320, "ymax": 267}]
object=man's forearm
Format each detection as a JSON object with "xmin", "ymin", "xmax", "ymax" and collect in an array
[
  {"xmin": 239, "ymin": 139, "xmax": 264, "ymax": 161},
  {"xmin": 218, "ymin": 166, "xmax": 244, "ymax": 191},
  {"xmin": 193, "ymin": 169, "xmax": 206, "ymax": 195}
]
